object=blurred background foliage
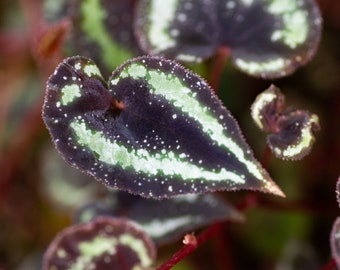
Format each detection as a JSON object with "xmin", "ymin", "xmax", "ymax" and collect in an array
[{"xmin": 0, "ymin": 0, "xmax": 339, "ymax": 269}]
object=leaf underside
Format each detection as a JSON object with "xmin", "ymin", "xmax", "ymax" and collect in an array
[
  {"xmin": 42, "ymin": 55, "xmax": 284, "ymax": 198},
  {"xmin": 77, "ymin": 191, "xmax": 244, "ymax": 245}
]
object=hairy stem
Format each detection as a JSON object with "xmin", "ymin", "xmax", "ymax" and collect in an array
[{"xmin": 156, "ymin": 222, "xmax": 223, "ymax": 270}]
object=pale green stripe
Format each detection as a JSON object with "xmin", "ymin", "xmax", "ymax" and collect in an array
[
  {"xmin": 267, "ymin": 0, "xmax": 308, "ymax": 49},
  {"xmin": 235, "ymin": 58, "xmax": 287, "ymax": 75},
  {"xmin": 84, "ymin": 64, "xmax": 102, "ymax": 77},
  {"xmin": 61, "ymin": 84, "xmax": 81, "ymax": 105},
  {"xmin": 147, "ymin": 71, "xmax": 264, "ymax": 180},
  {"xmin": 71, "ymin": 120, "xmax": 245, "ymax": 184},
  {"xmin": 273, "ymin": 114, "xmax": 319, "ymax": 158},
  {"xmin": 81, "ymin": 0, "xmax": 133, "ymax": 69},
  {"xmin": 148, "ymin": 0, "xmax": 178, "ymax": 53},
  {"xmin": 69, "ymin": 236, "xmax": 117, "ymax": 270},
  {"xmin": 251, "ymin": 90, "xmax": 277, "ymax": 129},
  {"xmin": 111, "ymin": 63, "xmax": 265, "ymax": 181},
  {"xmin": 119, "ymin": 234, "xmax": 153, "ymax": 267},
  {"xmin": 141, "ymin": 216, "xmax": 195, "ymax": 238},
  {"xmin": 69, "ymin": 232, "xmax": 153, "ymax": 270}
]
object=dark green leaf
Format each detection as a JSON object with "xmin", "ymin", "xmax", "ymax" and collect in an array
[
  {"xmin": 76, "ymin": 192, "xmax": 244, "ymax": 245},
  {"xmin": 42, "ymin": 55, "xmax": 284, "ymax": 198}
]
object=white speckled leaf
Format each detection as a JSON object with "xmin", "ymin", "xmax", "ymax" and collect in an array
[
  {"xmin": 135, "ymin": 0, "xmax": 322, "ymax": 78},
  {"xmin": 42, "ymin": 55, "xmax": 284, "ymax": 198}
]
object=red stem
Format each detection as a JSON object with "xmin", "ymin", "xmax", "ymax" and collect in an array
[
  {"xmin": 155, "ymin": 191, "xmax": 337, "ymax": 270},
  {"xmin": 236, "ymin": 193, "xmax": 259, "ymax": 211},
  {"xmin": 261, "ymin": 145, "xmax": 272, "ymax": 170},
  {"xmin": 321, "ymin": 259, "xmax": 336, "ymax": 270},
  {"xmin": 156, "ymin": 223, "xmax": 223, "ymax": 270},
  {"xmin": 209, "ymin": 46, "xmax": 231, "ymax": 92},
  {"xmin": 212, "ymin": 228, "xmax": 235, "ymax": 270}
]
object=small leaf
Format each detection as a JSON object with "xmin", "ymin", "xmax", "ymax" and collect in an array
[
  {"xmin": 268, "ymin": 110, "xmax": 319, "ymax": 160},
  {"xmin": 76, "ymin": 191, "xmax": 244, "ymax": 245},
  {"xmin": 42, "ymin": 55, "xmax": 284, "ymax": 198},
  {"xmin": 134, "ymin": 0, "xmax": 219, "ymax": 63},
  {"xmin": 251, "ymin": 85, "xmax": 320, "ymax": 160},
  {"xmin": 219, "ymin": 0, "xmax": 322, "ymax": 78},
  {"xmin": 43, "ymin": 217, "xmax": 156, "ymax": 270},
  {"xmin": 251, "ymin": 84, "xmax": 285, "ymax": 133},
  {"xmin": 331, "ymin": 216, "xmax": 340, "ymax": 269}
]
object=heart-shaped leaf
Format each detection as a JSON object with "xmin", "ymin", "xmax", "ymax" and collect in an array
[
  {"xmin": 251, "ymin": 84, "xmax": 320, "ymax": 160},
  {"xmin": 43, "ymin": 217, "xmax": 156, "ymax": 270},
  {"xmin": 135, "ymin": 0, "xmax": 322, "ymax": 78},
  {"xmin": 251, "ymin": 84, "xmax": 285, "ymax": 133},
  {"xmin": 76, "ymin": 191, "xmax": 244, "ymax": 245},
  {"xmin": 42, "ymin": 55, "xmax": 284, "ymax": 198}
]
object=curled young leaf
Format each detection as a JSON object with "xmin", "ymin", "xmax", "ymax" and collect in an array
[
  {"xmin": 43, "ymin": 217, "xmax": 156, "ymax": 270},
  {"xmin": 251, "ymin": 84, "xmax": 285, "ymax": 133},
  {"xmin": 251, "ymin": 84, "xmax": 320, "ymax": 160},
  {"xmin": 76, "ymin": 192, "xmax": 244, "ymax": 245},
  {"xmin": 268, "ymin": 110, "xmax": 319, "ymax": 160},
  {"xmin": 42, "ymin": 55, "xmax": 284, "ymax": 198}
]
